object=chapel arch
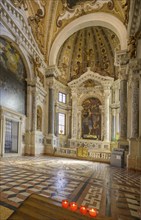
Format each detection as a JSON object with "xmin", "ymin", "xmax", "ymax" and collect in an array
[{"xmin": 49, "ymin": 12, "xmax": 127, "ymax": 66}]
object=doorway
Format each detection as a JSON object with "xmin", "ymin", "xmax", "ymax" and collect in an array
[{"xmin": 5, "ymin": 119, "xmax": 19, "ymax": 153}]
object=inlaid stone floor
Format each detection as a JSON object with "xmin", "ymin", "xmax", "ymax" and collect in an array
[{"xmin": 0, "ymin": 156, "xmax": 141, "ymax": 220}]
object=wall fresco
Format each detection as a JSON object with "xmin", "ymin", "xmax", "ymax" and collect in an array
[{"xmin": 0, "ymin": 38, "xmax": 26, "ymax": 115}]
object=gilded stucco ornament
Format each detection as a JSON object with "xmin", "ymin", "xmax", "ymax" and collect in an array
[
  {"xmin": 127, "ymin": 36, "xmax": 137, "ymax": 59},
  {"xmin": 28, "ymin": 1, "xmax": 46, "ymax": 54},
  {"xmin": 57, "ymin": 0, "xmax": 114, "ymax": 27},
  {"xmin": 122, "ymin": 0, "xmax": 130, "ymax": 25},
  {"xmin": 10, "ymin": 0, "xmax": 28, "ymax": 10},
  {"xmin": 33, "ymin": 57, "xmax": 44, "ymax": 85}
]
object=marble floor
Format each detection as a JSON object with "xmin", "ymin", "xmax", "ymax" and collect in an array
[{"xmin": 0, "ymin": 156, "xmax": 141, "ymax": 220}]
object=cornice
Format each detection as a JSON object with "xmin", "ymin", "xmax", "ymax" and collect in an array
[
  {"xmin": 46, "ymin": 65, "xmax": 60, "ymax": 78},
  {"xmin": 0, "ymin": 0, "xmax": 47, "ymax": 68}
]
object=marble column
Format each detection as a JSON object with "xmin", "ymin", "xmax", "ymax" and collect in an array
[
  {"xmin": 48, "ymin": 88, "xmax": 55, "ymax": 134},
  {"xmin": 55, "ymin": 111, "xmax": 58, "ymax": 137},
  {"xmin": 130, "ymin": 76, "xmax": 139, "ymax": 138},
  {"xmin": 71, "ymin": 90, "xmax": 78, "ymax": 139},
  {"xmin": 26, "ymin": 84, "xmax": 32, "ymax": 131},
  {"xmin": 119, "ymin": 76, "xmax": 127, "ymax": 140},
  {"xmin": 104, "ymin": 90, "xmax": 110, "ymax": 141},
  {"xmin": 116, "ymin": 108, "xmax": 120, "ymax": 140},
  {"xmin": 139, "ymin": 74, "xmax": 141, "ymax": 138},
  {"xmin": 111, "ymin": 109, "xmax": 116, "ymax": 141},
  {"xmin": 77, "ymin": 106, "xmax": 83, "ymax": 139},
  {"xmin": 32, "ymin": 89, "xmax": 37, "ymax": 131},
  {"xmin": 68, "ymin": 112, "xmax": 71, "ymax": 139},
  {"xmin": 128, "ymin": 70, "xmax": 140, "ymax": 170}
]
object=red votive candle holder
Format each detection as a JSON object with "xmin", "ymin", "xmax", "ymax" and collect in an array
[
  {"xmin": 80, "ymin": 206, "xmax": 87, "ymax": 215},
  {"xmin": 89, "ymin": 208, "xmax": 97, "ymax": 217},
  {"xmin": 62, "ymin": 200, "xmax": 69, "ymax": 208},
  {"xmin": 70, "ymin": 202, "xmax": 78, "ymax": 211}
]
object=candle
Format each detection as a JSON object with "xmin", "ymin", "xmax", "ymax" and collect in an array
[
  {"xmin": 62, "ymin": 200, "xmax": 69, "ymax": 208},
  {"xmin": 80, "ymin": 206, "xmax": 87, "ymax": 215},
  {"xmin": 70, "ymin": 202, "xmax": 78, "ymax": 211},
  {"xmin": 89, "ymin": 208, "xmax": 97, "ymax": 217}
]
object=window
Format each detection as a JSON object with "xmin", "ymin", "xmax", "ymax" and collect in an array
[
  {"xmin": 58, "ymin": 113, "xmax": 65, "ymax": 134},
  {"xmin": 58, "ymin": 92, "xmax": 66, "ymax": 103}
]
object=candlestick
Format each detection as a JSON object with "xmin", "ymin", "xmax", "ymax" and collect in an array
[
  {"xmin": 70, "ymin": 202, "xmax": 78, "ymax": 211},
  {"xmin": 89, "ymin": 208, "xmax": 97, "ymax": 217},
  {"xmin": 62, "ymin": 200, "xmax": 69, "ymax": 208},
  {"xmin": 80, "ymin": 206, "xmax": 87, "ymax": 215}
]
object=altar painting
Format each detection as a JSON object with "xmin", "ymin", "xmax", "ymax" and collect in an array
[{"xmin": 82, "ymin": 98, "xmax": 101, "ymax": 140}]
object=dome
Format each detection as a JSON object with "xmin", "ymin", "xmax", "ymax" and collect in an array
[{"xmin": 57, "ymin": 26, "xmax": 120, "ymax": 84}]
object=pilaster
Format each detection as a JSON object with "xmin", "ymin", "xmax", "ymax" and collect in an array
[{"xmin": 127, "ymin": 59, "xmax": 141, "ymax": 170}]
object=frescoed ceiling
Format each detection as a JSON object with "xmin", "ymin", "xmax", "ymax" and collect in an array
[
  {"xmin": 10, "ymin": 0, "xmax": 129, "ymax": 83},
  {"xmin": 12, "ymin": 0, "xmax": 128, "ymax": 62},
  {"xmin": 57, "ymin": 26, "xmax": 120, "ymax": 84}
]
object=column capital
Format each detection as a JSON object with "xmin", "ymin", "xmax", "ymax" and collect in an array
[
  {"xmin": 114, "ymin": 49, "xmax": 129, "ymax": 67},
  {"xmin": 71, "ymin": 87, "xmax": 78, "ymax": 97},
  {"xmin": 119, "ymin": 69, "xmax": 128, "ymax": 80},
  {"xmin": 46, "ymin": 65, "xmax": 60, "ymax": 78},
  {"xmin": 129, "ymin": 58, "xmax": 141, "ymax": 74},
  {"xmin": 103, "ymin": 89, "xmax": 111, "ymax": 97}
]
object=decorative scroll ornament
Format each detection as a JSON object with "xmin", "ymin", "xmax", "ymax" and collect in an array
[
  {"xmin": 28, "ymin": 1, "xmax": 46, "ymax": 53},
  {"xmin": 57, "ymin": 0, "xmax": 114, "ymax": 27},
  {"xmin": 127, "ymin": 36, "xmax": 137, "ymax": 59}
]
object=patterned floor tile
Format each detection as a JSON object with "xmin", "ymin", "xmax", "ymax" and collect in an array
[{"xmin": 0, "ymin": 156, "xmax": 141, "ymax": 220}]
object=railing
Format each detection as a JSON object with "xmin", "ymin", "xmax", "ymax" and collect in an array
[{"xmin": 56, "ymin": 147, "xmax": 111, "ymax": 163}]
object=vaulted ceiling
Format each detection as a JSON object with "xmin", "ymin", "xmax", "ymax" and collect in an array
[
  {"xmin": 57, "ymin": 26, "xmax": 120, "ymax": 84},
  {"xmin": 10, "ymin": 0, "xmax": 128, "ymax": 83}
]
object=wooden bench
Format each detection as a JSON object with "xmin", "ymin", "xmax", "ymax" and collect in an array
[{"xmin": 9, "ymin": 194, "xmax": 113, "ymax": 220}]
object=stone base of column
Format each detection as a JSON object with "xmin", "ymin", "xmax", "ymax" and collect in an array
[
  {"xmin": 69, "ymin": 138, "xmax": 77, "ymax": 148},
  {"xmin": 127, "ymin": 138, "xmax": 141, "ymax": 171},
  {"xmin": 44, "ymin": 134, "xmax": 58, "ymax": 155},
  {"xmin": 136, "ymin": 137, "xmax": 141, "ymax": 170},
  {"xmin": 24, "ymin": 131, "xmax": 36, "ymax": 156}
]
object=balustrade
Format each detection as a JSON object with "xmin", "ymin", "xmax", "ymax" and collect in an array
[{"xmin": 0, "ymin": 0, "xmax": 44, "ymax": 64}]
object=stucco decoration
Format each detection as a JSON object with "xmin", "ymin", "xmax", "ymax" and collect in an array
[
  {"xmin": 57, "ymin": 0, "xmax": 114, "ymax": 27},
  {"xmin": 57, "ymin": 26, "xmax": 120, "ymax": 84}
]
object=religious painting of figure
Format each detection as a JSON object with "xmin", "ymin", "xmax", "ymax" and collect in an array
[
  {"xmin": 0, "ymin": 37, "xmax": 26, "ymax": 114},
  {"xmin": 82, "ymin": 98, "xmax": 101, "ymax": 140}
]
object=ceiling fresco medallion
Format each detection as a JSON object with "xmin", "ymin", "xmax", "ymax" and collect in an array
[{"xmin": 57, "ymin": 0, "xmax": 114, "ymax": 27}]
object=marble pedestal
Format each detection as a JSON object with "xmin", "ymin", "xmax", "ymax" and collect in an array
[
  {"xmin": 44, "ymin": 134, "xmax": 58, "ymax": 154},
  {"xmin": 127, "ymin": 138, "xmax": 141, "ymax": 171}
]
